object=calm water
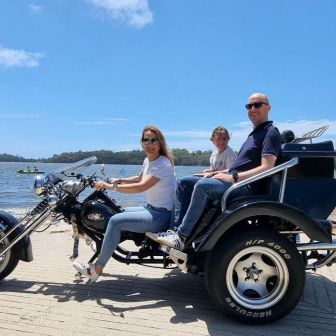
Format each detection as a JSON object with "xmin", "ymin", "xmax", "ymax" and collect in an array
[{"xmin": 0, "ymin": 162, "xmax": 205, "ymax": 218}]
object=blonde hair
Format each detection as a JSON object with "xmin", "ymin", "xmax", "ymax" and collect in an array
[
  {"xmin": 210, "ymin": 126, "xmax": 230, "ymax": 141},
  {"xmin": 141, "ymin": 125, "xmax": 174, "ymax": 165}
]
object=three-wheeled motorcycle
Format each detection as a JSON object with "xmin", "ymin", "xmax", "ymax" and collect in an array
[{"xmin": 1, "ymin": 126, "xmax": 335, "ymax": 324}]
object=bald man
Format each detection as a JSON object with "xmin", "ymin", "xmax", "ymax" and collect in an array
[{"xmin": 154, "ymin": 93, "xmax": 282, "ymax": 251}]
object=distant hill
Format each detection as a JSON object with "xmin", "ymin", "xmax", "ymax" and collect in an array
[
  {"xmin": 0, "ymin": 153, "xmax": 37, "ymax": 163},
  {"xmin": 0, "ymin": 148, "xmax": 215, "ymax": 166}
]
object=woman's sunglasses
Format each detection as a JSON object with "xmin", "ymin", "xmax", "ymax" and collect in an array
[
  {"xmin": 142, "ymin": 137, "xmax": 159, "ymax": 145},
  {"xmin": 245, "ymin": 102, "xmax": 268, "ymax": 110}
]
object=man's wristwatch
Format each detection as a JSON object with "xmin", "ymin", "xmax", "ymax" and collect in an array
[{"xmin": 232, "ymin": 172, "xmax": 239, "ymax": 183}]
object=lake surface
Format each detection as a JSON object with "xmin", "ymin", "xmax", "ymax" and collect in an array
[
  {"xmin": 2, "ymin": 161, "xmax": 335, "ymax": 219},
  {"xmin": 0, "ymin": 162, "xmax": 206, "ymax": 218}
]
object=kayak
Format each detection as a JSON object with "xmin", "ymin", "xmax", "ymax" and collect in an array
[{"xmin": 16, "ymin": 170, "xmax": 45, "ymax": 174}]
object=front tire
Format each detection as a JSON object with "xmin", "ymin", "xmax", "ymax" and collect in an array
[
  {"xmin": 205, "ymin": 229, "xmax": 305, "ymax": 324},
  {"xmin": 0, "ymin": 229, "xmax": 19, "ymax": 280}
]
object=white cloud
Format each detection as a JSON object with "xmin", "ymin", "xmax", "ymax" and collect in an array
[
  {"xmin": 164, "ymin": 130, "xmax": 211, "ymax": 138},
  {"xmin": 87, "ymin": 0, "xmax": 153, "ymax": 28},
  {"xmin": 76, "ymin": 121, "xmax": 110, "ymax": 125},
  {"xmin": 106, "ymin": 117, "xmax": 128, "ymax": 121},
  {"xmin": 75, "ymin": 118, "xmax": 128, "ymax": 125},
  {"xmin": 163, "ymin": 119, "xmax": 336, "ymax": 152},
  {"xmin": 0, "ymin": 45, "xmax": 44, "ymax": 68},
  {"xmin": 29, "ymin": 4, "xmax": 42, "ymax": 13},
  {"xmin": 229, "ymin": 119, "xmax": 336, "ymax": 150},
  {"xmin": 275, "ymin": 119, "xmax": 336, "ymax": 136}
]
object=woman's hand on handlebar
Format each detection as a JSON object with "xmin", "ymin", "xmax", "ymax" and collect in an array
[
  {"xmin": 107, "ymin": 177, "xmax": 120, "ymax": 184},
  {"xmin": 94, "ymin": 180, "xmax": 109, "ymax": 191}
]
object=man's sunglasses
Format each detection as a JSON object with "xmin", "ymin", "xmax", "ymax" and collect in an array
[
  {"xmin": 142, "ymin": 137, "xmax": 159, "ymax": 145},
  {"xmin": 245, "ymin": 102, "xmax": 268, "ymax": 110}
]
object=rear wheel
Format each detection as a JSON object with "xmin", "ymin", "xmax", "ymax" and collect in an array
[
  {"xmin": 205, "ymin": 229, "xmax": 305, "ymax": 324},
  {"xmin": 0, "ymin": 229, "xmax": 19, "ymax": 280}
]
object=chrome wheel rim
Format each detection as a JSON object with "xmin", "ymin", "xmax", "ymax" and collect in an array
[{"xmin": 226, "ymin": 246, "xmax": 289, "ymax": 310}]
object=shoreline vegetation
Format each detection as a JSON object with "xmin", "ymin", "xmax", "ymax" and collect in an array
[{"xmin": 0, "ymin": 148, "xmax": 228, "ymax": 166}]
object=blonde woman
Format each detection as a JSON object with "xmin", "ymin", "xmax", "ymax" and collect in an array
[{"xmin": 74, "ymin": 125, "xmax": 176, "ymax": 281}]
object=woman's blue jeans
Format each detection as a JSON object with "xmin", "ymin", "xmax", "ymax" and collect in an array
[{"xmin": 96, "ymin": 205, "xmax": 171, "ymax": 267}]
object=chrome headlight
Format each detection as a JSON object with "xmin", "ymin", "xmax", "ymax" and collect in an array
[
  {"xmin": 48, "ymin": 195, "xmax": 59, "ymax": 206},
  {"xmin": 34, "ymin": 175, "xmax": 47, "ymax": 197}
]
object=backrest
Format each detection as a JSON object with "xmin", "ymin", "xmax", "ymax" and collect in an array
[
  {"xmin": 282, "ymin": 140, "xmax": 336, "ymax": 219},
  {"xmin": 282, "ymin": 141, "xmax": 335, "ymax": 178}
]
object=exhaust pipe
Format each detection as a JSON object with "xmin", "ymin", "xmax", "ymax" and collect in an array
[{"xmin": 297, "ymin": 240, "xmax": 336, "ymax": 251}]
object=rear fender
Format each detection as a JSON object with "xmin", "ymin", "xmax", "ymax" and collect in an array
[
  {"xmin": 196, "ymin": 201, "xmax": 331, "ymax": 252},
  {"xmin": 0, "ymin": 210, "xmax": 33, "ymax": 262}
]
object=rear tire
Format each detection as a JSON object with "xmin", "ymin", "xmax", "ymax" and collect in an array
[
  {"xmin": 205, "ymin": 229, "xmax": 305, "ymax": 324},
  {"xmin": 0, "ymin": 229, "xmax": 19, "ymax": 280}
]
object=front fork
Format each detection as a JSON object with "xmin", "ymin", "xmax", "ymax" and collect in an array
[
  {"xmin": 0, "ymin": 206, "xmax": 52, "ymax": 258},
  {"xmin": 69, "ymin": 215, "xmax": 94, "ymax": 261}
]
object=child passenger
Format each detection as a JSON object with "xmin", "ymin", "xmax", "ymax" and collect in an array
[{"xmin": 200, "ymin": 126, "xmax": 236, "ymax": 175}]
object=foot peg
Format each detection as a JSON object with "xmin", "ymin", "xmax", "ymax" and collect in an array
[{"xmin": 159, "ymin": 245, "xmax": 188, "ymax": 272}]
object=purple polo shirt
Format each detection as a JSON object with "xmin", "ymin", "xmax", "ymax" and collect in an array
[{"xmin": 228, "ymin": 121, "xmax": 282, "ymax": 174}]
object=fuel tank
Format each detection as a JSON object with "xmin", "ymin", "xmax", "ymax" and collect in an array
[{"xmin": 80, "ymin": 200, "xmax": 117, "ymax": 233}]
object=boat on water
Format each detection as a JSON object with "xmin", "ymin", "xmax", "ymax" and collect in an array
[{"xmin": 16, "ymin": 169, "xmax": 45, "ymax": 174}]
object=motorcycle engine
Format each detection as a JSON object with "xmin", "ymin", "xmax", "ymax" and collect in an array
[{"xmin": 80, "ymin": 200, "xmax": 115, "ymax": 233}]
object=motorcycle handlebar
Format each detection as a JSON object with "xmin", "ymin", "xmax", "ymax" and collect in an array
[{"xmin": 78, "ymin": 174, "xmax": 110, "ymax": 189}]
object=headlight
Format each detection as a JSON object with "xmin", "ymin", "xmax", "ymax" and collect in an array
[
  {"xmin": 34, "ymin": 175, "xmax": 47, "ymax": 197},
  {"xmin": 48, "ymin": 195, "xmax": 59, "ymax": 206}
]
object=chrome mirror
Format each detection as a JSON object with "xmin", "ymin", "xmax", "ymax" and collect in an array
[
  {"xmin": 34, "ymin": 175, "xmax": 47, "ymax": 197},
  {"xmin": 100, "ymin": 163, "xmax": 105, "ymax": 176}
]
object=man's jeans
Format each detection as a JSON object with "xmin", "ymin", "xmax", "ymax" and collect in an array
[
  {"xmin": 175, "ymin": 177, "xmax": 233, "ymax": 238},
  {"xmin": 171, "ymin": 176, "xmax": 202, "ymax": 231},
  {"xmin": 172, "ymin": 176, "xmax": 252, "ymax": 239}
]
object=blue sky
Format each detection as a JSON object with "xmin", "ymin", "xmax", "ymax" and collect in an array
[{"xmin": 1, "ymin": 0, "xmax": 336, "ymax": 159}]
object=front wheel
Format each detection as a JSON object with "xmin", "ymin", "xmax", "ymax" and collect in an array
[
  {"xmin": 205, "ymin": 229, "xmax": 305, "ymax": 324},
  {"xmin": 0, "ymin": 229, "xmax": 19, "ymax": 280}
]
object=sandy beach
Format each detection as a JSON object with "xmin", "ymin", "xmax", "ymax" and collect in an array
[{"xmin": 0, "ymin": 219, "xmax": 335, "ymax": 336}]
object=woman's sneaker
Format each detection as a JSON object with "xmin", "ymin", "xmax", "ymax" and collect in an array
[
  {"xmin": 73, "ymin": 262, "xmax": 100, "ymax": 281},
  {"xmin": 157, "ymin": 231, "xmax": 185, "ymax": 251},
  {"xmin": 145, "ymin": 230, "xmax": 175, "ymax": 243}
]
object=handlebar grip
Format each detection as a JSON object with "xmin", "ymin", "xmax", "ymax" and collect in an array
[{"xmin": 89, "ymin": 179, "xmax": 95, "ymax": 188}]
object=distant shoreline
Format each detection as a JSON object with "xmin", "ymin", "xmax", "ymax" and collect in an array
[
  {"xmin": 0, "ymin": 160, "xmax": 208, "ymax": 167},
  {"xmin": 0, "ymin": 148, "xmax": 217, "ymax": 166}
]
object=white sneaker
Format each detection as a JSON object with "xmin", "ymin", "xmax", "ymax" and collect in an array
[
  {"xmin": 73, "ymin": 262, "xmax": 100, "ymax": 281},
  {"xmin": 145, "ymin": 230, "xmax": 175, "ymax": 243},
  {"xmin": 157, "ymin": 232, "xmax": 185, "ymax": 251}
]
